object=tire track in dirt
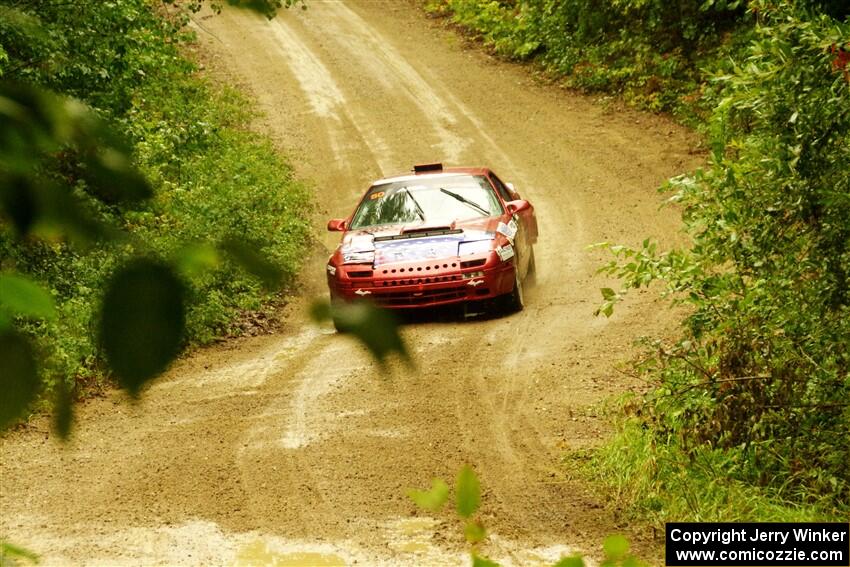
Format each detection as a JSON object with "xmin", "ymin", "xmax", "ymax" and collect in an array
[{"xmin": 0, "ymin": 1, "xmax": 702, "ymax": 565}]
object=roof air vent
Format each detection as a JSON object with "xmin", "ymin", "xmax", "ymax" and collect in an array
[{"xmin": 413, "ymin": 162, "xmax": 443, "ymax": 173}]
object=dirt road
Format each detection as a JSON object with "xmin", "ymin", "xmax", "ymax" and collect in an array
[{"xmin": 0, "ymin": 2, "xmax": 701, "ymax": 565}]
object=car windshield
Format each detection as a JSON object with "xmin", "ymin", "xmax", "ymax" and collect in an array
[{"xmin": 349, "ymin": 174, "xmax": 502, "ymax": 229}]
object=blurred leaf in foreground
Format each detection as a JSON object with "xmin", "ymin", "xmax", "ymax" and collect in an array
[
  {"xmin": 0, "ymin": 273, "xmax": 55, "ymax": 320},
  {"xmin": 53, "ymin": 377, "xmax": 74, "ymax": 441},
  {"xmin": 100, "ymin": 259, "xmax": 185, "ymax": 397},
  {"xmin": 603, "ymin": 534, "xmax": 630, "ymax": 561},
  {"xmin": 0, "ymin": 330, "xmax": 39, "ymax": 431},
  {"xmin": 0, "ymin": 540, "xmax": 39, "ymax": 565},
  {"xmin": 553, "ymin": 556, "xmax": 585, "ymax": 567},
  {"xmin": 407, "ymin": 478, "xmax": 449, "ymax": 511},
  {"xmin": 456, "ymin": 465, "xmax": 481, "ymax": 518},
  {"xmin": 221, "ymin": 238, "xmax": 283, "ymax": 289},
  {"xmin": 174, "ymin": 243, "xmax": 221, "ymax": 279},
  {"xmin": 310, "ymin": 299, "xmax": 408, "ymax": 366},
  {"xmin": 464, "ymin": 519, "xmax": 486, "ymax": 544},
  {"xmin": 472, "ymin": 554, "xmax": 500, "ymax": 567}
]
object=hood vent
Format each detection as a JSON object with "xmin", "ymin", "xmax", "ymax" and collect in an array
[
  {"xmin": 374, "ymin": 228, "xmax": 462, "ymax": 242},
  {"xmin": 413, "ymin": 162, "xmax": 443, "ymax": 173}
]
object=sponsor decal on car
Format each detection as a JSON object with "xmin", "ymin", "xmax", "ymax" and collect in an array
[
  {"xmin": 343, "ymin": 251, "xmax": 375, "ymax": 264},
  {"xmin": 496, "ymin": 244, "xmax": 515, "ymax": 261},
  {"xmin": 497, "ymin": 220, "xmax": 517, "ymax": 243}
]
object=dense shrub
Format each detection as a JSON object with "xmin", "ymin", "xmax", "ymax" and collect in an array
[
  {"xmin": 0, "ymin": 0, "xmax": 311, "ymax": 390},
  {"xmin": 426, "ymin": 0, "xmax": 752, "ymax": 116},
  {"xmin": 596, "ymin": 0, "xmax": 850, "ymax": 512}
]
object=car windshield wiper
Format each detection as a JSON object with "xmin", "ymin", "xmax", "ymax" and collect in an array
[
  {"xmin": 439, "ymin": 187, "xmax": 490, "ymax": 217},
  {"xmin": 400, "ymin": 187, "xmax": 425, "ymax": 221}
]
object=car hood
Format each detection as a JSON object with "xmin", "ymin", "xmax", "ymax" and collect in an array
[{"xmin": 337, "ymin": 217, "xmax": 507, "ymax": 266}]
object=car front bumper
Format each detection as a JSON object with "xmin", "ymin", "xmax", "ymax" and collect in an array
[{"xmin": 328, "ymin": 255, "xmax": 516, "ymax": 309}]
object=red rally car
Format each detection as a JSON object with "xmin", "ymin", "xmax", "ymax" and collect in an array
[{"xmin": 326, "ymin": 163, "xmax": 538, "ymax": 321}]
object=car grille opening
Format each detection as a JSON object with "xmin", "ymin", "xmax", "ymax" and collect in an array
[
  {"xmin": 378, "ymin": 274, "xmax": 463, "ymax": 286},
  {"xmin": 347, "ymin": 270, "xmax": 372, "ymax": 278},
  {"xmin": 460, "ymin": 258, "xmax": 486, "ymax": 269}
]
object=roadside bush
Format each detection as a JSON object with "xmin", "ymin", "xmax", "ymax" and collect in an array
[
  {"xmin": 426, "ymin": 0, "xmax": 751, "ymax": 116},
  {"xmin": 596, "ymin": 0, "xmax": 850, "ymax": 515}
]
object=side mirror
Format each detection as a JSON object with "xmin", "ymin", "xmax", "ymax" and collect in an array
[
  {"xmin": 327, "ymin": 218, "xmax": 347, "ymax": 232},
  {"xmin": 506, "ymin": 200, "xmax": 530, "ymax": 215}
]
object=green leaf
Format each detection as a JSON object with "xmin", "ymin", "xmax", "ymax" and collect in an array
[
  {"xmin": 312, "ymin": 299, "xmax": 409, "ymax": 366},
  {"xmin": 600, "ymin": 287, "xmax": 616, "ymax": 301},
  {"xmin": 553, "ymin": 556, "xmax": 585, "ymax": 567},
  {"xmin": 603, "ymin": 534, "xmax": 629, "ymax": 560},
  {"xmin": 82, "ymin": 148, "xmax": 153, "ymax": 204},
  {"xmin": 0, "ymin": 540, "xmax": 40, "ymax": 564},
  {"xmin": 0, "ymin": 330, "xmax": 40, "ymax": 432},
  {"xmin": 0, "ymin": 273, "xmax": 55, "ymax": 320},
  {"xmin": 471, "ymin": 554, "xmax": 500, "ymax": 567},
  {"xmin": 54, "ymin": 378, "xmax": 73, "ymax": 441},
  {"xmin": 407, "ymin": 478, "xmax": 450, "ymax": 511},
  {"xmin": 221, "ymin": 238, "xmax": 283, "ymax": 289},
  {"xmin": 456, "ymin": 465, "xmax": 481, "ymax": 518},
  {"xmin": 175, "ymin": 243, "xmax": 221, "ymax": 279},
  {"xmin": 464, "ymin": 519, "xmax": 487, "ymax": 544},
  {"xmin": 100, "ymin": 259, "xmax": 185, "ymax": 397}
]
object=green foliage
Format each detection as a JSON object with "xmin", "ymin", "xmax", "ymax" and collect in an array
[
  {"xmin": 0, "ymin": 0, "xmax": 311, "ymax": 424},
  {"xmin": 0, "ymin": 540, "xmax": 39, "ymax": 565},
  {"xmin": 0, "ymin": 330, "xmax": 38, "ymax": 431},
  {"xmin": 464, "ymin": 519, "xmax": 487, "ymax": 544},
  {"xmin": 0, "ymin": 273, "xmax": 55, "ymax": 320},
  {"xmin": 310, "ymin": 299, "xmax": 409, "ymax": 365},
  {"xmin": 427, "ymin": 0, "xmax": 754, "ymax": 116},
  {"xmin": 582, "ymin": 413, "xmax": 835, "ymax": 524},
  {"xmin": 456, "ymin": 464, "xmax": 481, "ymax": 518},
  {"xmin": 407, "ymin": 465, "xmax": 497, "ymax": 564},
  {"xmin": 407, "ymin": 466, "xmax": 645, "ymax": 566},
  {"xmin": 406, "ymin": 478, "xmax": 450, "ymax": 511},
  {"xmin": 99, "ymin": 259, "xmax": 185, "ymax": 397},
  {"xmin": 472, "ymin": 554, "xmax": 500, "ymax": 567},
  {"xmin": 167, "ymin": 0, "xmax": 308, "ymax": 20},
  {"xmin": 552, "ymin": 557, "xmax": 585, "ymax": 567},
  {"xmin": 594, "ymin": 1, "xmax": 850, "ymax": 510}
]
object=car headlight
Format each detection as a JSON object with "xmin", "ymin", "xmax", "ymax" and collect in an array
[{"xmin": 326, "ymin": 264, "xmax": 337, "ymax": 276}]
